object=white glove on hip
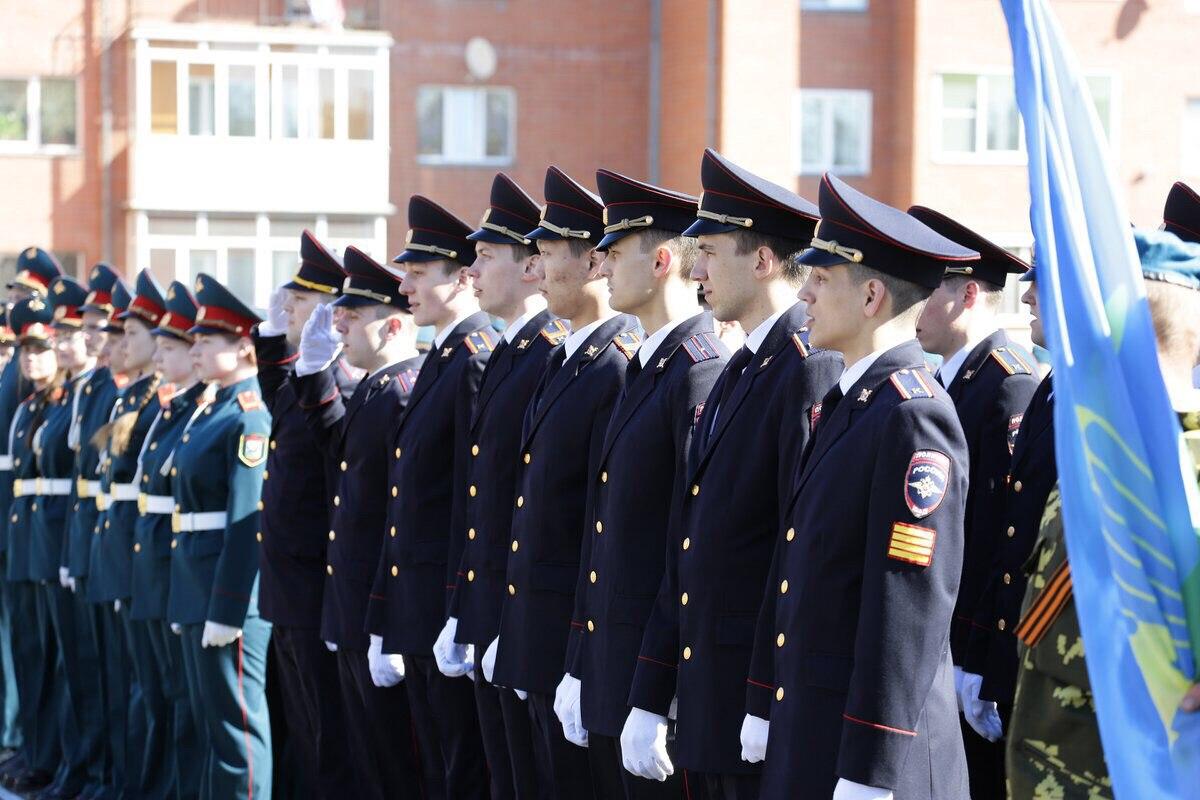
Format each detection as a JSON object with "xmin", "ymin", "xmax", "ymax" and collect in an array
[
  {"xmin": 257, "ymin": 287, "xmax": 289, "ymax": 338},
  {"xmin": 740, "ymin": 714, "xmax": 769, "ymax": 763},
  {"xmin": 482, "ymin": 636, "xmax": 498, "ymax": 683},
  {"xmin": 324, "ymin": 640, "xmax": 338, "ymax": 653},
  {"xmin": 960, "ymin": 671, "xmax": 1003, "ymax": 742},
  {"xmin": 620, "ymin": 707, "xmax": 673, "ymax": 782},
  {"xmin": 113, "ymin": 599, "xmax": 122, "ymax": 613},
  {"xmin": 832, "ymin": 778, "xmax": 894, "ymax": 800},
  {"xmin": 58, "ymin": 566, "xmax": 71, "ymax": 590},
  {"xmin": 953, "ymin": 665, "xmax": 966, "ymax": 713},
  {"xmin": 554, "ymin": 673, "xmax": 588, "ymax": 747},
  {"xmin": 433, "ymin": 617, "xmax": 474, "ymax": 678},
  {"xmin": 201, "ymin": 620, "xmax": 243, "ymax": 648},
  {"xmin": 295, "ymin": 304, "xmax": 342, "ymax": 377},
  {"xmin": 368, "ymin": 634, "xmax": 405, "ymax": 687},
  {"xmin": 170, "ymin": 623, "xmax": 182, "ymax": 635}
]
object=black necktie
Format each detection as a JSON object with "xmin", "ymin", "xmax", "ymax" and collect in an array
[
  {"xmin": 532, "ymin": 347, "xmax": 568, "ymax": 414},
  {"xmin": 620, "ymin": 356, "xmax": 644, "ymax": 401},
  {"xmin": 820, "ymin": 384, "xmax": 844, "ymax": 421},
  {"xmin": 714, "ymin": 346, "xmax": 754, "ymax": 425}
]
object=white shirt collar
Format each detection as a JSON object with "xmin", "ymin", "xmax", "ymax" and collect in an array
[
  {"xmin": 638, "ymin": 316, "xmax": 692, "ymax": 367},
  {"xmin": 743, "ymin": 309, "xmax": 786, "ymax": 355},
  {"xmin": 937, "ymin": 331, "xmax": 991, "ymax": 387},
  {"xmin": 502, "ymin": 299, "xmax": 549, "ymax": 344},
  {"xmin": 563, "ymin": 316, "xmax": 611, "ymax": 360},
  {"xmin": 838, "ymin": 341, "xmax": 914, "ymax": 395},
  {"xmin": 433, "ymin": 311, "xmax": 478, "ymax": 349}
]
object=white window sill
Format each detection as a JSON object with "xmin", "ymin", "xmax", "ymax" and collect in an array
[
  {"xmin": 931, "ymin": 151, "xmax": 1027, "ymax": 167},
  {"xmin": 0, "ymin": 143, "xmax": 81, "ymax": 157},
  {"xmin": 799, "ymin": 167, "xmax": 870, "ymax": 177},
  {"xmin": 416, "ymin": 155, "xmax": 514, "ymax": 168}
]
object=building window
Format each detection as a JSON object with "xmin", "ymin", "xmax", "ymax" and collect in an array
[
  {"xmin": 1186, "ymin": 100, "xmax": 1200, "ymax": 176},
  {"xmin": 796, "ymin": 89, "xmax": 872, "ymax": 176},
  {"xmin": 0, "ymin": 251, "xmax": 81, "ymax": 286},
  {"xmin": 228, "ymin": 65, "xmax": 257, "ymax": 137},
  {"xmin": 802, "ymin": 0, "xmax": 868, "ymax": 9},
  {"xmin": 188, "ymin": 64, "xmax": 216, "ymax": 136},
  {"xmin": 417, "ymin": 86, "xmax": 515, "ymax": 166},
  {"xmin": 0, "ymin": 77, "xmax": 78, "ymax": 151}
]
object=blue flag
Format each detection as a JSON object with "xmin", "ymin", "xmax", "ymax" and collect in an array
[{"xmin": 1001, "ymin": 0, "xmax": 1200, "ymax": 794}]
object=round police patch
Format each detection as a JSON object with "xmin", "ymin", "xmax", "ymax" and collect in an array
[{"xmin": 904, "ymin": 450, "xmax": 950, "ymax": 519}]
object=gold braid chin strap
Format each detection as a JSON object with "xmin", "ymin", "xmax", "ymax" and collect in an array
[
  {"xmin": 696, "ymin": 208, "xmax": 753, "ymax": 228},
  {"xmin": 405, "ymin": 241, "xmax": 458, "ymax": 260},
  {"xmin": 809, "ymin": 236, "xmax": 865, "ymax": 264},
  {"xmin": 536, "ymin": 218, "xmax": 592, "ymax": 240},
  {"xmin": 479, "ymin": 222, "xmax": 532, "ymax": 246},
  {"xmin": 602, "ymin": 215, "xmax": 655, "ymax": 235}
]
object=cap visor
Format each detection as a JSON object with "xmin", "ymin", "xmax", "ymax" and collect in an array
[
  {"xmin": 466, "ymin": 229, "xmax": 515, "ymax": 245},
  {"xmin": 796, "ymin": 247, "xmax": 852, "ymax": 268},
  {"xmin": 187, "ymin": 324, "xmax": 236, "ymax": 336},
  {"xmin": 682, "ymin": 218, "xmax": 739, "ymax": 238},
  {"xmin": 331, "ymin": 293, "xmax": 382, "ymax": 309},
  {"xmin": 596, "ymin": 229, "xmax": 637, "ymax": 252},
  {"xmin": 151, "ymin": 328, "xmax": 191, "ymax": 341},
  {"xmin": 393, "ymin": 250, "xmax": 441, "ymax": 264},
  {"xmin": 526, "ymin": 226, "xmax": 564, "ymax": 242}
]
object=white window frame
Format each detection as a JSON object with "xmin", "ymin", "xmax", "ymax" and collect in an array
[
  {"xmin": 0, "ymin": 76, "xmax": 81, "ymax": 155},
  {"xmin": 794, "ymin": 89, "xmax": 872, "ymax": 176},
  {"xmin": 416, "ymin": 85, "xmax": 517, "ymax": 167},
  {"xmin": 801, "ymin": 0, "xmax": 868, "ymax": 11}
]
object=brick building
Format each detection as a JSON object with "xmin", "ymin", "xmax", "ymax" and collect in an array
[{"xmin": 1, "ymin": 0, "xmax": 1198, "ymax": 317}]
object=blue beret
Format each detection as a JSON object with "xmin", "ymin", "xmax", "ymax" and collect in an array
[{"xmin": 1135, "ymin": 228, "xmax": 1200, "ymax": 289}]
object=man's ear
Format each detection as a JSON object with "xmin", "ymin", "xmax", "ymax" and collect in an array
[
  {"xmin": 961, "ymin": 279, "xmax": 980, "ymax": 309},
  {"xmin": 754, "ymin": 246, "xmax": 776, "ymax": 281},
  {"xmin": 863, "ymin": 277, "xmax": 889, "ymax": 319},
  {"xmin": 653, "ymin": 245, "xmax": 674, "ymax": 279}
]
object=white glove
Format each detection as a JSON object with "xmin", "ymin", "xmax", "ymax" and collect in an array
[
  {"xmin": 482, "ymin": 636, "xmax": 498, "ymax": 683},
  {"xmin": 514, "ymin": 688, "xmax": 528, "ymax": 701},
  {"xmin": 295, "ymin": 304, "xmax": 342, "ymax": 377},
  {"xmin": 619, "ymin": 707, "xmax": 673, "ymax": 782},
  {"xmin": 201, "ymin": 620, "xmax": 243, "ymax": 648},
  {"xmin": 960, "ymin": 672, "xmax": 1003, "ymax": 742},
  {"xmin": 433, "ymin": 617, "xmax": 475, "ymax": 678},
  {"xmin": 170, "ymin": 623, "xmax": 182, "ymax": 635},
  {"xmin": 740, "ymin": 714, "xmax": 769, "ymax": 763},
  {"xmin": 953, "ymin": 666, "xmax": 965, "ymax": 713},
  {"xmin": 325, "ymin": 640, "xmax": 338, "ymax": 652},
  {"xmin": 554, "ymin": 673, "xmax": 588, "ymax": 747},
  {"xmin": 58, "ymin": 567, "xmax": 71, "ymax": 589},
  {"xmin": 368, "ymin": 634, "xmax": 405, "ymax": 687},
  {"xmin": 832, "ymin": 778, "xmax": 894, "ymax": 800},
  {"xmin": 113, "ymin": 599, "xmax": 121, "ymax": 613},
  {"xmin": 66, "ymin": 576, "xmax": 76, "ymax": 593},
  {"xmin": 257, "ymin": 287, "xmax": 289, "ymax": 337}
]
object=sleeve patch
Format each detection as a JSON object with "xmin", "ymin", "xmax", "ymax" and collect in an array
[
  {"xmin": 904, "ymin": 450, "xmax": 950, "ymax": 519},
  {"xmin": 613, "ymin": 330, "xmax": 642, "ymax": 360},
  {"xmin": 463, "ymin": 329, "xmax": 496, "ymax": 355},
  {"xmin": 237, "ymin": 390, "xmax": 262, "ymax": 411},
  {"xmin": 791, "ymin": 331, "xmax": 809, "ymax": 358},
  {"xmin": 680, "ymin": 332, "xmax": 721, "ymax": 364},
  {"xmin": 989, "ymin": 346, "xmax": 1033, "ymax": 376},
  {"xmin": 238, "ymin": 433, "xmax": 268, "ymax": 467},
  {"xmin": 540, "ymin": 318, "xmax": 570, "ymax": 346},
  {"xmin": 889, "ymin": 368, "xmax": 935, "ymax": 401},
  {"xmin": 887, "ymin": 522, "xmax": 936, "ymax": 567}
]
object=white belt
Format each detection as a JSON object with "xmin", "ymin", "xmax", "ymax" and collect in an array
[
  {"xmin": 138, "ymin": 494, "xmax": 174, "ymax": 515},
  {"xmin": 0, "ymin": 456, "xmax": 12, "ymax": 471},
  {"xmin": 12, "ymin": 479, "xmax": 33, "ymax": 497},
  {"xmin": 14, "ymin": 478, "xmax": 72, "ymax": 497},
  {"xmin": 109, "ymin": 483, "xmax": 139, "ymax": 502},
  {"xmin": 172, "ymin": 511, "xmax": 227, "ymax": 532},
  {"xmin": 76, "ymin": 478, "xmax": 102, "ymax": 499}
]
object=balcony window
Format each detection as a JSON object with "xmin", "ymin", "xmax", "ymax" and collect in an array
[
  {"xmin": 228, "ymin": 65, "xmax": 257, "ymax": 137},
  {"xmin": 348, "ymin": 69, "xmax": 374, "ymax": 140},
  {"xmin": 418, "ymin": 86, "xmax": 515, "ymax": 165},
  {"xmin": 151, "ymin": 62, "xmax": 177, "ymax": 134},
  {"xmin": 0, "ymin": 77, "xmax": 78, "ymax": 151},
  {"xmin": 188, "ymin": 64, "xmax": 215, "ymax": 136},
  {"xmin": 796, "ymin": 89, "xmax": 872, "ymax": 175}
]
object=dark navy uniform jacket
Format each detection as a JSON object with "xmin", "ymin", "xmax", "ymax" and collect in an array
[
  {"xmin": 253, "ymin": 332, "xmax": 357, "ymax": 630},
  {"xmin": 167, "ymin": 376, "xmax": 271, "ymax": 627},
  {"xmin": 64, "ymin": 367, "xmax": 118, "ymax": 579},
  {"xmin": 294, "ymin": 353, "xmax": 422, "ymax": 651},
  {"xmin": 88, "ymin": 374, "xmax": 160, "ymax": 604},
  {"xmin": 963, "ymin": 373, "xmax": 1056, "ymax": 705},
  {"xmin": 367, "ymin": 312, "xmax": 494, "ymax": 655},
  {"xmin": 943, "ymin": 331, "xmax": 1038, "ymax": 664},
  {"xmin": 31, "ymin": 380, "xmax": 75, "ymax": 583},
  {"xmin": 491, "ymin": 313, "xmax": 640, "ymax": 694},
  {"xmin": 0, "ymin": 354, "xmax": 28, "ymax": 562},
  {"xmin": 131, "ymin": 383, "xmax": 206, "ymax": 621},
  {"xmin": 6, "ymin": 388, "xmax": 50, "ymax": 583},
  {"xmin": 570, "ymin": 312, "xmax": 727, "ymax": 737},
  {"xmin": 447, "ymin": 309, "xmax": 562, "ymax": 649},
  {"xmin": 750, "ymin": 340, "xmax": 968, "ymax": 799},
  {"xmin": 629, "ymin": 305, "xmax": 842, "ymax": 773}
]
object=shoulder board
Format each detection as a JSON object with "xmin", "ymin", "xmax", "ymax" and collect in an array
[
  {"xmin": 791, "ymin": 331, "xmax": 809, "ymax": 358},
  {"xmin": 463, "ymin": 329, "xmax": 496, "ymax": 355},
  {"xmin": 988, "ymin": 346, "xmax": 1034, "ymax": 377},
  {"xmin": 237, "ymin": 390, "xmax": 263, "ymax": 412},
  {"xmin": 888, "ymin": 368, "xmax": 937, "ymax": 401},
  {"xmin": 680, "ymin": 332, "xmax": 722, "ymax": 364},
  {"xmin": 612, "ymin": 330, "xmax": 642, "ymax": 360},
  {"xmin": 396, "ymin": 368, "xmax": 418, "ymax": 394},
  {"xmin": 540, "ymin": 318, "xmax": 570, "ymax": 346}
]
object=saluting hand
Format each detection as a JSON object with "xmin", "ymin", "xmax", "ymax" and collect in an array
[
  {"xmin": 295, "ymin": 303, "xmax": 342, "ymax": 377},
  {"xmin": 258, "ymin": 287, "xmax": 289, "ymax": 338}
]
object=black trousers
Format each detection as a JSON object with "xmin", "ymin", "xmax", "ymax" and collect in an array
[
  {"xmin": 471, "ymin": 667, "xmax": 543, "ymax": 800},
  {"xmin": 335, "ymin": 648, "xmax": 421, "ymax": 800},
  {"xmin": 588, "ymin": 731, "xmax": 684, "ymax": 800},
  {"xmin": 692, "ymin": 771, "xmax": 760, "ymax": 800},
  {"xmin": 403, "ymin": 653, "xmax": 489, "ymax": 800},
  {"xmin": 272, "ymin": 626, "xmax": 354, "ymax": 800},
  {"xmin": 527, "ymin": 691, "xmax": 592, "ymax": 800}
]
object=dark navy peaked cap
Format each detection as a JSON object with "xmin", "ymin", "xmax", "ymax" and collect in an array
[
  {"xmin": 10, "ymin": 297, "xmax": 55, "ymax": 343},
  {"xmin": 595, "ymin": 169, "xmax": 698, "ymax": 251},
  {"xmin": 120, "ymin": 269, "xmax": 166, "ymax": 327},
  {"xmin": 81, "ymin": 263, "xmax": 122, "ymax": 315},
  {"xmin": 799, "ymin": 173, "xmax": 979, "ymax": 290},
  {"xmin": 394, "ymin": 195, "xmax": 476, "ymax": 268},
  {"xmin": 191, "ymin": 273, "xmax": 262, "ymax": 337},
  {"xmin": 9, "ymin": 247, "xmax": 63, "ymax": 293},
  {"xmin": 1164, "ymin": 181, "xmax": 1200, "ymax": 245},
  {"xmin": 154, "ymin": 281, "xmax": 199, "ymax": 341},
  {"xmin": 287, "ymin": 230, "xmax": 344, "ymax": 295},
  {"xmin": 468, "ymin": 173, "xmax": 542, "ymax": 247},
  {"xmin": 335, "ymin": 246, "xmax": 410, "ymax": 311},
  {"xmin": 49, "ymin": 276, "xmax": 89, "ymax": 328},
  {"xmin": 528, "ymin": 166, "xmax": 606, "ymax": 247},
  {"xmin": 907, "ymin": 206, "xmax": 1029, "ymax": 288},
  {"xmin": 102, "ymin": 281, "xmax": 132, "ymax": 334},
  {"xmin": 685, "ymin": 148, "xmax": 820, "ymax": 242}
]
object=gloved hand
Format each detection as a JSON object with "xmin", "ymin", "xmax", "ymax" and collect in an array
[
  {"xmin": 170, "ymin": 623, "xmax": 182, "ymax": 635},
  {"xmin": 960, "ymin": 672, "xmax": 1003, "ymax": 741},
  {"xmin": 66, "ymin": 576, "xmax": 76, "ymax": 593},
  {"xmin": 619, "ymin": 707, "xmax": 673, "ymax": 782},
  {"xmin": 953, "ymin": 665, "xmax": 965, "ymax": 713},
  {"xmin": 482, "ymin": 636, "xmax": 498, "ymax": 683},
  {"xmin": 514, "ymin": 688, "xmax": 528, "ymax": 701},
  {"xmin": 257, "ymin": 287, "xmax": 289, "ymax": 337},
  {"xmin": 740, "ymin": 714, "xmax": 769, "ymax": 763},
  {"xmin": 832, "ymin": 778, "xmax": 895, "ymax": 800},
  {"xmin": 368, "ymin": 634, "xmax": 405, "ymax": 688},
  {"xmin": 325, "ymin": 640, "xmax": 338, "ymax": 653},
  {"xmin": 433, "ymin": 617, "xmax": 474, "ymax": 678},
  {"xmin": 113, "ymin": 599, "xmax": 121, "ymax": 613},
  {"xmin": 554, "ymin": 673, "xmax": 588, "ymax": 747},
  {"xmin": 58, "ymin": 566, "xmax": 71, "ymax": 589},
  {"xmin": 295, "ymin": 304, "xmax": 342, "ymax": 377},
  {"xmin": 201, "ymin": 621, "xmax": 243, "ymax": 648}
]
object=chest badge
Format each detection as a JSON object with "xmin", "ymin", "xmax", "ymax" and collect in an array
[
  {"xmin": 238, "ymin": 433, "xmax": 268, "ymax": 468},
  {"xmin": 904, "ymin": 450, "xmax": 951, "ymax": 519}
]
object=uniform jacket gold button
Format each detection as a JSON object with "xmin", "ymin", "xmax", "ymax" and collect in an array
[
  {"xmin": 471, "ymin": 444, "xmax": 480, "ymax": 456},
  {"xmin": 391, "ymin": 565, "xmax": 399, "ymax": 577},
  {"xmin": 257, "ymin": 501, "xmax": 264, "ymax": 510},
  {"xmin": 786, "ymin": 527, "xmax": 795, "ymax": 542},
  {"xmin": 395, "ymin": 448, "xmax": 401, "ymax": 458},
  {"xmin": 391, "ymin": 486, "xmax": 398, "ymax": 497},
  {"xmin": 262, "ymin": 470, "xmax": 269, "ymax": 480},
  {"xmin": 256, "ymin": 532, "xmax": 263, "ymax": 542},
  {"xmin": 1006, "ymin": 525, "xmax": 1016, "ymax": 537},
  {"xmin": 333, "ymin": 496, "xmax": 340, "ymax": 506},
  {"xmin": 682, "ymin": 537, "xmax": 690, "ymax": 550},
  {"xmin": 470, "ymin": 485, "xmax": 477, "ymax": 497},
  {"xmin": 341, "ymin": 461, "xmax": 347, "ymax": 471},
  {"xmin": 776, "ymin": 687, "xmax": 785, "ymax": 701},
  {"xmin": 601, "ymin": 471, "xmax": 608, "ymax": 483},
  {"xmin": 467, "ymin": 570, "xmax": 475, "ymax": 582},
  {"xmin": 680, "ymin": 593, "xmax": 688, "ymax": 605},
  {"xmin": 326, "ymin": 565, "xmax": 333, "ymax": 575},
  {"xmin": 133, "ymin": 543, "xmax": 141, "ymax": 553},
  {"xmin": 511, "ymin": 540, "xmax": 518, "ymax": 552},
  {"xmin": 1013, "ymin": 480, "xmax": 1023, "ymax": 492},
  {"xmin": 587, "ymin": 620, "xmax": 595, "ymax": 632},
  {"xmin": 270, "ymin": 440, "xmax": 276, "ymax": 450},
  {"xmin": 328, "ymin": 530, "xmax": 336, "ymax": 541},
  {"xmin": 780, "ymin": 579, "xmax": 788, "ymax": 594},
  {"xmin": 523, "ymin": 452, "xmax": 531, "ymax": 464},
  {"xmin": 691, "ymin": 484, "xmax": 700, "ymax": 496},
  {"xmin": 589, "ymin": 571, "xmax": 597, "ymax": 583},
  {"xmin": 998, "ymin": 619, "xmax": 1006, "ymax": 631},
  {"xmin": 390, "ymin": 526, "xmax": 397, "ymax": 537},
  {"xmin": 508, "ymin": 584, "xmax": 516, "ymax": 595},
  {"xmin": 683, "ymin": 646, "xmax": 692, "ymax": 660},
  {"xmin": 515, "ymin": 495, "xmax": 523, "ymax": 507},
  {"xmin": 776, "ymin": 633, "xmax": 785, "ymax": 647},
  {"xmin": 1003, "ymin": 573, "xmax": 1012, "ymax": 584},
  {"xmin": 595, "ymin": 520, "xmax": 603, "ymax": 533},
  {"xmin": 171, "ymin": 539, "xmax": 177, "ymax": 548},
  {"xmin": 468, "ymin": 528, "xmax": 476, "ymax": 540}
]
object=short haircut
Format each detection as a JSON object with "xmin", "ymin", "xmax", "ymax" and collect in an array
[
  {"xmin": 638, "ymin": 228, "xmax": 698, "ymax": 281},
  {"xmin": 943, "ymin": 273, "xmax": 1005, "ymax": 310},
  {"xmin": 1145, "ymin": 279, "xmax": 1200, "ymax": 364},
  {"xmin": 373, "ymin": 303, "xmax": 411, "ymax": 320},
  {"xmin": 731, "ymin": 229, "xmax": 811, "ymax": 286},
  {"xmin": 567, "ymin": 238, "xmax": 594, "ymax": 259},
  {"xmin": 508, "ymin": 241, "xmax": 539, "ymax": 262},
  {"xmin": 846, "ymin": 261, "xmax": 932, "ymax": 318}
]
